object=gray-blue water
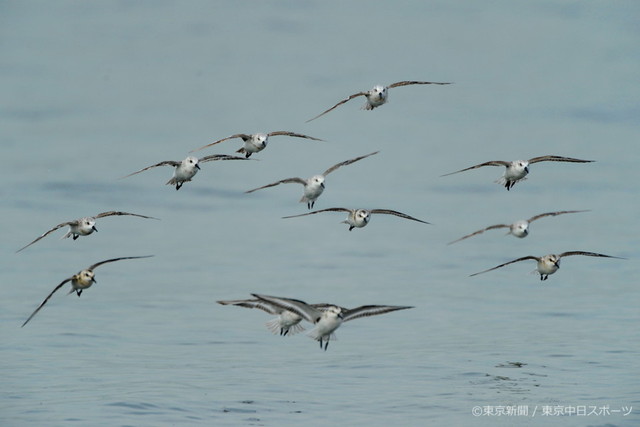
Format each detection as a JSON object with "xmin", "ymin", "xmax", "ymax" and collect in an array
[{"xmin": 2, "ymin": 1, "xmax": 639, "ymax": 426}]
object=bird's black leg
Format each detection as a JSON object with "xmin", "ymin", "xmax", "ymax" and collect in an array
[
  {"xmin": 324, "ymin": 340, "xmax": 329, "ymax": 351},
  {"xmin": 76, "ymin": 289, "xmax": 83, "ymax": 297},
  {"xmin": 73, "ymin": 234, "xmax": 79, "ymax": 240},
  {"xmin": 176, "ymin": 182, "xmax": 182, "ymax": 190},
  {"xmin": 319, "ymin": 339, "xmax": 323, "ymax": 349},
  {"xmin": 282, "ymin": 329, "xmax": 288, "ymax": 337},
  {"xmin": 349, "ymin": 226, "xmax": 354, "ymax": 231}
]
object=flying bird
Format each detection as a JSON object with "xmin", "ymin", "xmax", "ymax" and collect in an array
[
  {"xmin": 245, "ymin": 151, "xmax": 379, "ymax": 209},
  {"xmin": 469, "ymin": 251, "xmax": 623, "ymax": 281},
  {"xmin": 121, "ymin": 154, "xmax": 249, "ymax": 190},
  {"xmin": 217, "ymin": 298, "xmax": 334, "ymax": 337},
  {"xmin": 306, "ymin": 80, "xmax": 452, "ymax": 122},
  {"xmin": 283, "ymin": 207, "xmax": 430, "ymax": 230},
  {"xmin": 21, "ymin": 256, "xmax": 153, "ymax": 327},
  {"xmin": 17, "ymin": 211, "xmax": 159, "ymax": 252},
  {"xmin": 190, "ymin": 131, "xmax": 323, "ymax": 158},
  {"xmin": 448, "ymin": 210, "xmax": 589, "ymax": 244},
  {"xmin": 251, "ymin": 294, "xmax": 413, "ymax": 350},
  {"xmin": 441, "ymin": 155, "xmax": 594, "ymax": 190}
]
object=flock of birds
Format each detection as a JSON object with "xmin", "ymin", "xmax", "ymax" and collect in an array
[{"xmin": 17, "ymin": 80, "xmax": 623, "ymax": 350}]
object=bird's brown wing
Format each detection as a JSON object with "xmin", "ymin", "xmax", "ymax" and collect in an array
[
  {"xmin": 387, "ymin": 80, "xmax": 452, "ymax": 88},
  {"xmin": 121, "ymin": 160, "xmax": 180, "ymax": 179},
  {"xmin": 267, "ymin": 131, "xmax": 323, "ymax": 141},
  {"xmin": 190, "ymin": 134, "xmax": 251, "ymax": 153},
  {"xmin": 527, "ymin": 155, "xmax": 594, "ymax": 164},
  {"xmin": 16, "ymin": 220, "xmax": 78, "ymax": 253},
  {"xmin": 448, "ymin": 224, "xmax": 509, "ymax": 245},
  {"xmin": 305, "ymin": 91, "xmax": 368, "ymax": 122},
  {"xmin": 21, "ymin": 277, "xmax": 73, "ymax": 327},
  {"xmin": 87, "ymin": 255, "xmax": 153, "ymax": 271},
  {"xmin": 282, "ymin": 207, "xmax": 352, "ymax": 219},
  {"xmin": 469, "ymin": 255, "xmax": 540, "ymax": 277},
  {"xmin": 94, "ymin": 211, "xmax": 159, "ymax": 220},
  {"xmin": 245, "ymin": 178, "xmax": 307, "ymax": 193},
  {"xmin": 369, "ymin": 209, "xmax": 430, "ymax": 224},
  {"xmin": 322, "ymin": 151, "xmax": 379, "ymax": 176},
  {"xmin": 441, "ymin": 160, "xmax": 510, "ymax": 177}
]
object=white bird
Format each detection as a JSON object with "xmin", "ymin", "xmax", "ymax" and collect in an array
[
  {"xmin": 245, "ymin": 151, "xmax": 379, "ymax": 209},
  {"xmin": 441, "ymin": 155, "xmax": 594, "ymax": 190},
  {"xmin": 21, "ymin": 255, "xmax": 153, "ymax": 327},
  {"xmin": 283, "ymin": 207, "xmax": 430, "ymax": 231},
  {"xmin": 252, "ymin": 294, "xmax": 413, "ymax": 350},
  {"xmin": 121, "ymin": 154, "xmax": 249, "ymax": 190},
  {"xmin": 16, "ymin": 211, "xmax": 159, "ymax": 252},
  {"xmin": 469, "ymin": 251, "xmax": 623, "ymax": 281},
  {"xmin": 217, "ymin": 298, "xmax": 334, "ymax": 337},
  {"xmin": 190, "ymin": 131, "xmax": 323, "ymax": 158},
  {"xmin": 306, "ymin": 80, "xmax": 452, "ymax": 122},
  {"xmin": 448, "ymin": 210, "xmax": 589, "ymax": 245}
]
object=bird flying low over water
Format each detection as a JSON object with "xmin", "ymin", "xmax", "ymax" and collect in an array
[
  {"xmin": 448, "ymin": 210, "xmax": 589, "ymax": 245},
  {"xmin": 282, "ymin": 207, "xmax": 430, "ymax": 231},
  {"xmin": 441, "ymin": 155, "xmax": 594, "ymax": 190},
  {"xmin": 251, "ymin": 294, "xmax": 413, "ymax": 350},
  {"xmin": 217, "ymin": 298, "xmax": 335, "ymax": 337},
  {"xmin": 469, "ymin": 251, "xmax": 623, "ymax": 281},
  {"xmin": 306, "ymin": 80, "xmax": 452, "ymax": 122},
  {"xmin": 21, "ymin": 256, "xmax": 153, "ymax": 327},
  {"xmin": 121, "ymin": 154, "xmax": 249, "ymax": 190},
  {"xmin": 190, "ymin": 131, "xmax": 323, "ymax": 158},
  {"xmin": 16, "ymin": 211, "xmax": 159, "ymax": 252},
  {"xmin": 245, "ymin": 151, "xmax": 379, "ymax": 209}
]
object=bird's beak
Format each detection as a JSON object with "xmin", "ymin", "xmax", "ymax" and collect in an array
[
  {"xmin": 320, "ymin": 183, "xmax": 325, "ymax": 188},
  {"xmin": 338, "ymin": 313, "xmax": 344, "ymax": 319},
  {"xmin": 524, "ymin": 166, "xmax": 529, "ymax": 174},
  {"xmin": 92, "ymin": 278, "xmax": 97, "ymax": 284},
  {"xmin": 92, "ymin": 226, "xmax": 98, "ymax": 232},
  {"xmin": 195, "ymin": 164, "xmax": 201, "ymax": 170}
]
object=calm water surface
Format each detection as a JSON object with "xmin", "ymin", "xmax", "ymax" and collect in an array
[{"xmin": 2, "ymin": 1, "xmax": 639, "ymax": 426}]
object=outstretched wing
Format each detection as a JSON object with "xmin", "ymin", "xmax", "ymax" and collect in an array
[
  {"xmin": 94, "ymin": 211, "xmax": 159, "ymax": 220},
  {"xmin": 16, "ymin": 220, "xmax": 77, "ymax": 253},
  {"xmin": 369, "ymin": 209, "xmax": 430, "ymax": 224},
  {"xmin": 282, "ymin": 207, "xmax": 352, "ymax": 219},
  {"xmin": 306, "ymin": 91, "xmax": 368, "ymax": 122},
  {"xmin": 21, "ymin": 277, "xmax": 73, "ymax": 327},
  {"xmin": 558, "ymin": 251, "xmax": 624, "ymax": 260},
  {"xmin": 342, "ymin": 305, "xmax": 413, "ymax": 322},
  {"xmin": 448, "ymin": 224, "xmax": 510, "ymax": 245},
  {"xmin": 121, "ymin": 160, "xmax": 180, "ymax": 179},
  {"xmin": 387, "ymin": 80, "xmax": 452, "ymax": 88},
  {"xmin": 267, "ymin": 131, "xmax": 323, "ymax": 141},
  {"xmin": 87, "ymin": 255, "xmax": 153, "ymax": 271},
  {"xmin": 217, "ymin": 299, "xmax": 282, "ymax": 315},
  {"xmin": 199, "ymin": 154, "xmax": 251, "ymax": 164},
  {"xmin": 469, "ymin": 255, "xmax": 540, "ymax": 277},
  {"xmin": 527, "ymin": 210, "xmax": 589, "ymax": 223},
  {"xmin": 527, "ymin": 155, "xmax": 594, "ymax": 164},
  {"xmin": 190, "ymin": 134, "xmax": 251, "ymax": 153},
  {"xmin": 322, "ymin": 151, "xmax": 379, "ymax": 176},
  {"xmin": 441, "ymin": 160, "xmax": 510, "ymax": 177},
  {"xmin": 245, "ymin": 177, "xmax": 307, "ymax": 193},
  {"xmin": 251, "ymin": 294, "xmax": 321, "ymax": 323}
]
